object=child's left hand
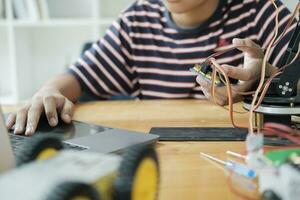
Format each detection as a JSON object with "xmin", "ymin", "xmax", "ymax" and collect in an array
[{"xmin": 196, "ymin": 38, "xmax": 265, "ymax": 106}]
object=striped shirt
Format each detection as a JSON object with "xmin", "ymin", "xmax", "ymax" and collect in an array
[{"xmin": 69, "ymin": 0, "xmax": 296, "ymax": 99}]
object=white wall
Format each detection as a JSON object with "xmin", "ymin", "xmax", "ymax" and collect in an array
[
  {"xmin": 0, "ymin": 0, "xmax": 134, "ymax": 103},
  {"xmin": 0, "ymin": 28, "xmax": 13, "ymax": 99}
]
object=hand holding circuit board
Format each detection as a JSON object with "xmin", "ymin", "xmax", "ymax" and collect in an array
[{"xmin": 192, "ymin": 38, "xmax": 265, "ymax": 106}]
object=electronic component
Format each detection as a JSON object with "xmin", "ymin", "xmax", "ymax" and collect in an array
[
  {"xmin": 265, "ymin": 148, "xmax": 300, "ymax": 165},
  {"xmin": 192, "ymin": 2, "xmax": 300, "ymax": 200},
  {"xmin": 200, "ymin": 152, "xmax": 256, "ymax": 179},
  {"xmin": 271, "ymin": 17, "xmax": 300, "ymax": 98},
  {"xmin": 259, "ymin": 150, "xmax": 300, "ymax": 200},
  {"xmin": 243, "ymin": 4, "xmax": 300, "ymax": 126},
  {"xmin": 190, "ymin": 61, "xmax": 223, "ymax": 86},
  {"xmin": 191, "ymin": 60, "xmax": 239, "ymax": 87}
]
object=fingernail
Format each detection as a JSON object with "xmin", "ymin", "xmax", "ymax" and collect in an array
[
  {"xmin": 233, "ymin": 38, "xmax": 242, "ymax": 44},
  {"xmin": 25, "ymin": 124, "xmax": 34, "ymax": 136},
  {"xmin": 50, "ymin": 117, "xmax": 57, "ymax": 127},
  {"xmin": 14, "ymin": 125, "xmax": 23, "ymax": 134},
  {"xmin": 63, "ymin": 114, "xmax": 71, "ymax": 123}
]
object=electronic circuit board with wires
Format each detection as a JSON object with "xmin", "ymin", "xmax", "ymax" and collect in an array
[{"xmin": 190, "ymin": 62, "xmax": 223, "ymax": 86}]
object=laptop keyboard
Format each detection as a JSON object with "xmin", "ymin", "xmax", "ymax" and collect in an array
[{"xmin": 9, "ymin": 134, "xmax": 88, "ymax": 153}]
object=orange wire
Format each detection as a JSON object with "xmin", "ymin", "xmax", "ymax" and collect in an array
[
  {"xmin": 218, "ymin": 74, "xmax": 256, "ymax": 96},
  {"xmin": 210, "ymin": 58, "xmax": 247, "ymax": 129},
  {"xmin": 249, "ymin": 0, "xmax": 280, "ymax": 134},
  {"xmin": 252, "ymin": 1, "xmax": 300, "ymax": 110},
  {"xmin": 201, "ymin": 1, "xmax": 299, "ymax": 131},
  {"xmin": 272, "ymin": 1, "xmax": 300, "ymax": 47},
  {"xmin": 253, "ymin": 41, "xmax": 300, "ymax": 111},
  {"xmin": 209, "ymin": 61, "xmax": 248, "ymax": 114},
  {"xmin": 215, "ymin": 1, "xmax": 300, "ymax": 199},
  {"xmin": 206, "ymin": 1, "xmax": 300, "ymax": 133}
]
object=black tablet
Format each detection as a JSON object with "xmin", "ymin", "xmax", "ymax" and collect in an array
[{"xmin": 149, "ymin": 127, "xmax": 247, "ymax": 141}]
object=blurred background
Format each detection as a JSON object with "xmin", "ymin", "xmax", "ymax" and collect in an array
[{"xmin": 0, "ymin": 0, "xmax": 297, "ymax": 104}]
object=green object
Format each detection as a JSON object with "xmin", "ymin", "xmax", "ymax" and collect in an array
[{"xmin": 265, "ymin": 148, "xmax": 300, "ymax": 165}]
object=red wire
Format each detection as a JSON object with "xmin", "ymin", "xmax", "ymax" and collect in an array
[
  {"xmin": 262, "ymin": 122, "xmax": 300, "ymax": 145},
  {"xmin": 264, "ymin": 122, "xmax": 295, "ymax": 133},
  {"xmin": 263, "ymin": 130, "xmax": 300, "ymax": 145}
]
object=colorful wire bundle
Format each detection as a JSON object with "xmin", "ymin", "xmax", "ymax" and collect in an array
[
  {"xmin": 199, "ymin": 3, "xmax": 300, "ymax": 199},
  {"xmin": 201, "ymin": 1, "xmax": 300, "ymax": 138}
]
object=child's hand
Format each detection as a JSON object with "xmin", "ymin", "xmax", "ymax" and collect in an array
[
  {"xmin": 197, "ymin": 38, "xmax": 265, "ymax": 105},
  {"xmin": 6, "ymin": 88, "xmax": 74, "ymax": 136}
]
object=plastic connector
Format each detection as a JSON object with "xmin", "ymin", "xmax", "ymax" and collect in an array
[
  {"xmin": 245, "ymin": 133, "xmax": 268, "ymax": 169},
  {"xmin": 246, "ymin": 133, "xmax": 264, "ymax": 152}
]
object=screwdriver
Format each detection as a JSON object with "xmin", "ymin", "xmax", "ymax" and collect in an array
[{"xmin": 200, "ymin": 152, "xmax": 256, "ymax": 179}]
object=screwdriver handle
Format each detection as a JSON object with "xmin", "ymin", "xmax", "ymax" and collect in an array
[{"xmin": 225, "ymin": 161, "xmax": 256, "ymax": 179}]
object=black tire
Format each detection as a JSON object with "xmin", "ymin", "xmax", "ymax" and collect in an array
[
  {"xmin": 113, "ymin": 144, "xmax": 159, "ymax": 200},
  {"xmin": 17, "ymin": 134, "xmax": 64, "ymax": 166},
  {"xmin": 46, "ymin": 182, "xmax": 101, "ymax": 200}
]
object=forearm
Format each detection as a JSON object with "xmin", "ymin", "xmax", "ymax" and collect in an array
[{"xmin": 39, "ymin": 73, "xmax": 82, "ymax": 102}]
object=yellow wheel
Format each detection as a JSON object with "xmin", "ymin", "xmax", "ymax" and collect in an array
[
  {"xmin": 46, "ymin": 182, "xmax": 101, "ymax": 200},
  {"xmin": 17, "ymin": 134, "xmax": 63, "ymax": 166},
  {"xmin": 132, "ymin": 157, "xmax": 158, "ymax": 200},
  {"xmin": 114, "ymin": 145, "xmax": 159, "ymax": 200}
]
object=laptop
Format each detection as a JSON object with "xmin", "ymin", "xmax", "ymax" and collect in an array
[{"xmin": 0, "ymin": 107, "xmax": 159, "ymax": 172}]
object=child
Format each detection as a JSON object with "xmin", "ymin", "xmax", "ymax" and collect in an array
[{"xmin": 7, "ymin": 0, "xmax": 296, "ymax": 135}]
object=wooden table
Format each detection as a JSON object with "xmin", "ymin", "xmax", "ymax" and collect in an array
[{"xmin": 3, "ymin": 100, "xmax": 252, "ymax": 200}]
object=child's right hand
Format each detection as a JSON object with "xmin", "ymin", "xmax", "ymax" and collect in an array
[{"xmin": 6, "ymin": 88, "xmax": 74, "ymax": 136}]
